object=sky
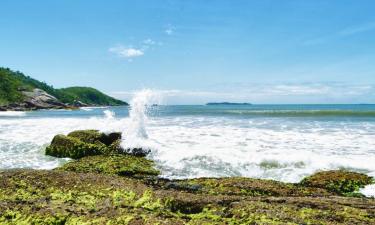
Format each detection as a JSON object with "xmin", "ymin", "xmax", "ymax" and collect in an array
[{"xmin": 1, "ymin": 0, "xmax": 375, "ymax": 104}]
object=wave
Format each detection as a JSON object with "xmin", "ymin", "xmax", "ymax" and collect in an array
[
  {"xmin": 223, "ymin": 110, "xmax": 375, "ymax": 117},
  {"xmin": 0, "ymin": 111, "xmax": 27, "ymax": 117}
]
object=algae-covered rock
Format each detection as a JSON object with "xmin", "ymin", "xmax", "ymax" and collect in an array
[
  {"xmin": 165, "ymin": 177, "xmax": 331, "ymax": 197},
  {"xmin": 300, "ymin": 170, "xmax": 374, "ymax": 196},
  {"xmin": 67, "ymin": 129, "xmax": 121, "ymax": 146},
  {"xmin": 57, "ymin": 154, "xmax": 160, "ymax": 177},
  {"xmin": 45, "ymin": 134, "xmax": 107, "ymax": 159},
  {"xmin": 1, "ymin": 169, "xmax": 375, "ymax": 225},
  {"xmin": 45, "ymin": 130, "xmax": 151, "ymax": 159}
]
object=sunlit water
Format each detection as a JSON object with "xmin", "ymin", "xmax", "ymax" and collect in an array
[{"xmin": 1, "ymin": 102, "xmax": 375, "ymax": 196}]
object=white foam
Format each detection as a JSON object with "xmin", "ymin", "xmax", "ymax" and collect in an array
[
  {"xmin": 0, "ymin": 106, "xmax": 375, "ymax": 186},
  {"xmin": 0, "ymin": 111, "xmax": 26, "ymax": 117},
  {"xmin": 104, "ymin": 110, "xmax": 115, "ymax": 119},
  {"xmin": 360, "ymin": 184, "xmax": 375, "ymax": 198},
  {"xmin": 121, "ymin": 89, "xmax": 161, "ymax": 150}
]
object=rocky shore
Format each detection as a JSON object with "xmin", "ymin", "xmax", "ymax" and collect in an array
[
  {"xmin": 0, "ymin": 130, "xmax": 374, "ymax": 224},
  {"xmin": 0, "ymin": 88, "xmax": 74, "ymax": 111}
]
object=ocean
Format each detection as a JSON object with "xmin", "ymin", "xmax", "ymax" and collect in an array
[{"xmin": 1, "ymin": 99, "xmax": 375, "ymax": 196}]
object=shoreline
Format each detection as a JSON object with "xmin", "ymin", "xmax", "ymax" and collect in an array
[{"xmin": 1, "ymin": 129, "xmax": 374, "ymax": 224}]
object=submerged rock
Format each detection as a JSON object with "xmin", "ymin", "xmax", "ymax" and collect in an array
[{"xmin": 300, "ymin": 170, "xmax": 374, "ymax": 196}]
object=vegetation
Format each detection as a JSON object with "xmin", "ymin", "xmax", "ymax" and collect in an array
[
  {"xmin": 58, "ymin": 87, "xmax": 126, "ymax": 106},
  {"xmin": 0, "ymin": 67, "xmax": 127, "ymax": 107}
]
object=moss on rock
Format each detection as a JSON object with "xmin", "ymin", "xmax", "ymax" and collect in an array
[
  {"xmin": 45, "ymin": 134, "xmax": 107, "ymax": 159},
  {"xmin": 164, "ymin": 177, "xmax": 331, "ymax": 197},
  {"xmin": 67, "ymin": 129, "xmax": 121, "ymax": 146},
  {"xmin": 300, "ymin": 170, "xmax": 374, "ymax": 196},
  {"xmin": 0, "ymin": 169, "xmax": 374, "ymax": 225},
  {"xmin": 45, "ymin": 130, "xmax": 152, "ymax": 159},
  {"xmin": 57, "ymin": 154, "xmax": 160, "ymax": 177}
]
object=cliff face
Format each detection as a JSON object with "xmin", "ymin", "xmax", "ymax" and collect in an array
[{"xmin": 0, "ymin": 88, "xmax": 70, "ymax": 111}]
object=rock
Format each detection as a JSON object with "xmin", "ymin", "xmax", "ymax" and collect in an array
[
  {"xmin": 67, "ymin": 129, "xmax": 121, "ymax": 145},
  {"xmin": 300, "ymin": 170, "xmax": 374, "ymax": 196},
  {"xmin": 22, "ymin": 88, "xmax": 68, "ymax": 110},
  {"xmin": 57, "ymin": 154, "xmax": 160, "ymax": 177},
  {"xmin": 45, "ymin": 130, "xmax": 150, "ymax": 158},
  {"xmin": 1, "ymin": 169, "xmax": 375, "ymax": 224},
  {"xmin": 45, "ymin": 134, "xmax": 107, "ymax": 159},
  {"xmin": 1, "ymin": 88, "xmax": 73, "ymax": 111},
  {"xmin": 72, "ymin": 100, "xmax": 89, "ymax": 107},
  {"xmin": 124, "ymin": 147, "xmax": 151, "ymax": 157}
]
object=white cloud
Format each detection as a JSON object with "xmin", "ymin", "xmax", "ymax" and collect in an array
[
  {"xmin": 109, "ymin": 83, "xmax": 375, "ymax": 104},
  {"xmin": 339, "ymin": 22, "xmax": 375, "ymax": 36},
  {"xmin": 143, "ymin": 39, "xmax": 155, "ymax": 45},
  {"xmin": 109, "ymin": 46, "xmax": 144, "ymax": 58},
  {"xmin": 303, "ymin": 21, "xmax": 375, "ymax": 45},
  {"xmin": 165, "ymin": 28, "xmax": 173, "ymax": 35},
  {"xmin": 165, "ymin": 24, "xmax": 175, "ymax": 35}
]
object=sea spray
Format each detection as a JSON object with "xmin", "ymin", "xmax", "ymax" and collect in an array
[
  {"xmin": 103, "ymin": 109, "xmax": 115, "ymax": 120},
  {"xmin": 121, "ymin": 89, "xmax": 161, "ymax": 152}
]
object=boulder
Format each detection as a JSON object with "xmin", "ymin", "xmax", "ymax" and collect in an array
[
  {"xmin": 300, "ymin": 170, "xmax": 374, "ymax": 196},
  {"xmin": 67, "ymin": 129, "xmax": 121, "ymax": 145},
  {"xmin": 45, "ymin": 130, "xmax": 150, "ymax": 159},
  {"xmin": 22, "ymin": 88, "xmax": 68, "ymax": 110},
  {"xmin": 45, "ymin": 135, "xmax": 107, "ymax": 159}
]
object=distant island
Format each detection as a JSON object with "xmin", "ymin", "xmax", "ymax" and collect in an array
[
  {"xmin": 206, "ymin": 102, "xmax": 252, "ymax": 106},
  {"xmin": 0, "ymin": 67, "xmax": 127, "ymax": 111}
]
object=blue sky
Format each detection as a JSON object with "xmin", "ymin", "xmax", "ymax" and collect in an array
[{"xmin": 1, "ymin": 0, "xmax": 375, "ymax": 104}]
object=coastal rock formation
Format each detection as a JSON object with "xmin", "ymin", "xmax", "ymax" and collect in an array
[
  {"xmin": 1, "ymin": 130, "xmax": 373, "ymax": 224},
  {"xmin": 45, "ymin": 130, "xmax": 123, "ymax": 159},
  {"xmin": 46, "ymin": 130, "xmax": 150, "ymax": 158},
  {"xmin": 300, "ymin": 170, "xmax": 373, "ymax": 196},
  {"xmin": 57, "ymin": 154, "xmax": 160, "ymax": 178},
  {"xmin": 0, "ymin": 88, "xmax": 70, "ymax": 111},
  {"xmin": 0, "ymin": 67, "xmax": 128, "ymax": 111}
]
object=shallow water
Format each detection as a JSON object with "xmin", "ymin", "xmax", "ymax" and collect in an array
[{"xmin": 1, "ymin": 104, "xmax": 375, "ymax": 196}]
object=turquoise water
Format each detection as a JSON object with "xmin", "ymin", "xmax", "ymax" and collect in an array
[
  {"xmin": 1, "ymin": 104, "xmax": 375, "ymax": 195},
  {"xmin": 10, "ymin": 104, "xmax": 375, "ymax": 120}
]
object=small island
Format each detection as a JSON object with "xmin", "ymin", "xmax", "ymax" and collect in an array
[
  {"xmin": 206, "ymin": 102, "xmax": 252, "ymax": 106},
  {"xmin": 0, "ymin": 67, "xmax": 127, "ymax": 111}
]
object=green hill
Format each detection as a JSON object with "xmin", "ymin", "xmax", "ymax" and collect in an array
[
  {"xmin": 58, "ymin": 87, "xmax": 125, "ymax": 106},
  {"xmin": 0, "ymin": 67, "xmax": 127, "ymax": 107}
]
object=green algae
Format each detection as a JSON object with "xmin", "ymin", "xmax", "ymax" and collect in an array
[
  {"xmin": 300, "ymin": 170, "xmax": 374, "ymax": 196},
  {"xmin": 45, "ymin": 130, "xmax": 123, "ymax": 159},
  {"xmin": 45, "ymin": 134, "xmax": 107, "ymax": 159},
  {"xmin": 0, "ymin": 169, "xmax": 374, "ymax": 224},
  {"xmin": 171, "ymin": 177, "xmax": 331, "ymax": 197},
  {"xmin": 57, "ymin": 154, "xmax": 160, "ymax": 177}
]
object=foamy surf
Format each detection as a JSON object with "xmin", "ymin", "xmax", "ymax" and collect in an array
[
  {"xmin": 0, "ymin": 102, "xmax": 375, "ymax": 197},
  {"xmin": 0, "ymin": 111, "xmax": 27, "ymax": 117}
]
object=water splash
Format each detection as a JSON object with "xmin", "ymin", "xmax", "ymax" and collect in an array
[
  {"xmin": 121, "ymin": 89, "xmax": 160, "ymax": 150},
  {"xmin": 103, "ymin": 110, "xmax": 115, "ymax": 119}
]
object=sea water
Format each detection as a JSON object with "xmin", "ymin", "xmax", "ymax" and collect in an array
[{"xmin": 1, "ymin": 92, "xmax": 375, "ymax": 196}]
